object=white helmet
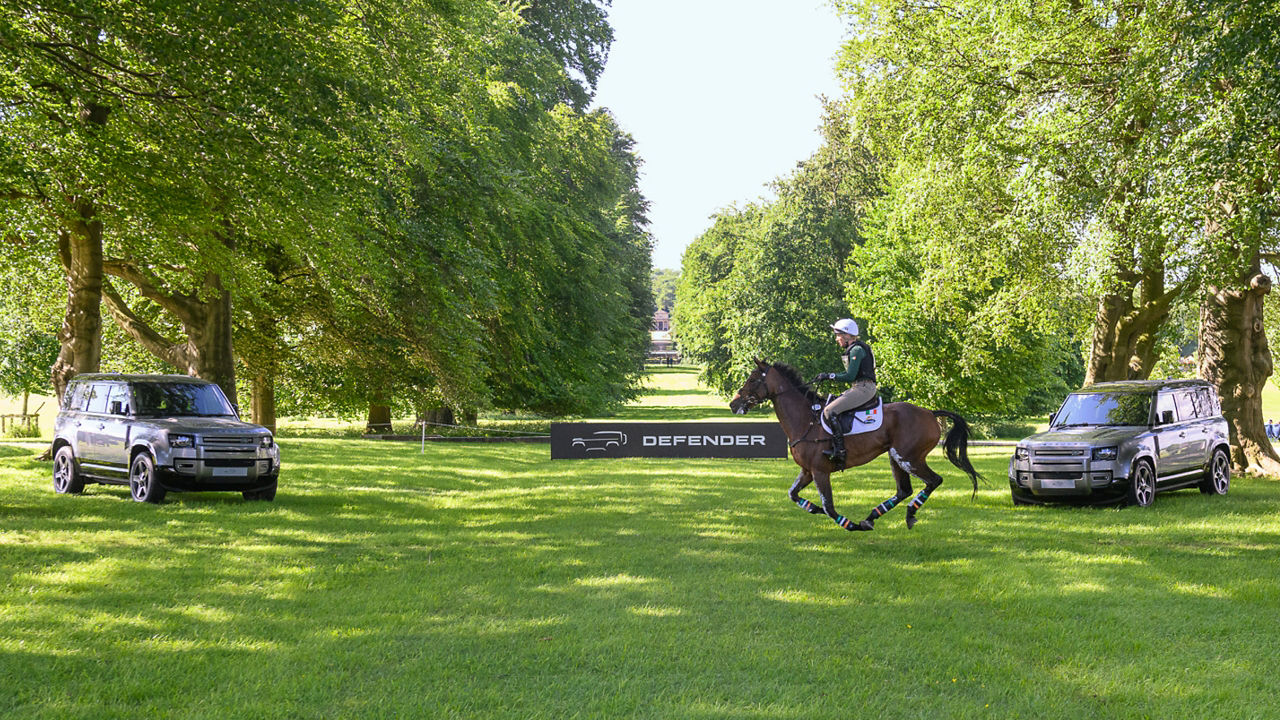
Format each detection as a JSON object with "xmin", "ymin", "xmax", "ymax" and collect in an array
[{"xmin": 830, "ymin": 318, "xmax": 859, "ymax": 336}]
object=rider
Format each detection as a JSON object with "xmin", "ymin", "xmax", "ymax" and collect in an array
[{"xmin": 812, "ymin": 318, "xmax": 877, "ymax": 466}]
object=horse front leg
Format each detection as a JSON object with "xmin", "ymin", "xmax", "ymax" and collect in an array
[
  {"xmin": 788, "ymin": 471, "xmax": 824, "ymax": 514},
  {"xmin": 813, "ymin": 471, "xmax": 869, "ymax": 531}
]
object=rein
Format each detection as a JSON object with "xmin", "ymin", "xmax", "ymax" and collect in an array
[{"xmin": 752, "ymin": 366, "xmax": 824, "ymax": 448}]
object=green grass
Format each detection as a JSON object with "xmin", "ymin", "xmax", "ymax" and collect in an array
[{"xmin": 2, "ymin": 369, "xmax": 1280, "ymax": 718}]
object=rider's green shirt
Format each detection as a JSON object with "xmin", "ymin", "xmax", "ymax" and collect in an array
[{"xmin": 831, "ymin": 344, "xmax": 869, "ymax": 383}]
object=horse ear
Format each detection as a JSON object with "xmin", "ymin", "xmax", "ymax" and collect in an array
[{"xmin": 754, "ymin": 357, "xmax": 768, "ymax": 369}]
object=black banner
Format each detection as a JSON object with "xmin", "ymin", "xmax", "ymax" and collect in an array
[{"xmin": 550, "ymin": 422, "xmax": 789, "ymax": 459}]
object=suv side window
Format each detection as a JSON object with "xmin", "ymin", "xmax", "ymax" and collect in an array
[
  {"xmin": 1155, "ymin": 392, "xmax": 1177, "ymax": 424},
  {"xmin": 85, "ymin": 383, "xmax": 111, "ymax": 414},
  {"xmin": 1197, "ymin": 387, "xmax": 1218, "ymax": 417},
  {"xmin": 106, "ymin": 384, "xmax": 132, "ymax": 415},
  {"xmin": 64, "ymin": 382, "xmax": 89, "ymax": 411},
  {"xmin": 1173, "ymin": 391, "xmax": 1196, "ymax": 421}
]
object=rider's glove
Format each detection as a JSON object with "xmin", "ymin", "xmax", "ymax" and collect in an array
[{"xmin": 810, "ymin": 373, "xmax": 834, "ymax": 384}]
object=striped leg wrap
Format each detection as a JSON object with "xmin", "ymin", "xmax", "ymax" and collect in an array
[
  {"xmin": 835, "ymin": 515, "xmax": 855, "ymax": 530},
  {"xmin": 869, "ymin": 496, "xmax": 900, "ymax": 519},
  {"xmin": 796, "ymin": 498, "xmax": 817, "ymax": 513},
  {"xmin": 907, "ymin": 489, "xmax": 932, "ymax": 512}
]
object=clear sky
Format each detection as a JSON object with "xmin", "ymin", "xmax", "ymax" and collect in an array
[{"xmin": 591, "ymin": 1, "xmax": 848, "ymax": 271}]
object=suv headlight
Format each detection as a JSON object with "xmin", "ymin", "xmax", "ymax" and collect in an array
[
  {"xmin": 1014, "ymin": 446, "xmax": 1029, "ymax": 460},
  {"xmin": 260, "ymin": 435, "xmax": 274, "ymax": 448},
  {"xmin": 1092, "ymin": 446, "xmax": 1118, "ymax": 461},
  {"xmin": 169, "ymin": 433, "xmax": 195, "ymax": 448}
]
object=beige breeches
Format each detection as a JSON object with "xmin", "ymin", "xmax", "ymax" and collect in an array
[{"xmin": 822, "ymin": 379, "xmax": 877, "ymax": 421}]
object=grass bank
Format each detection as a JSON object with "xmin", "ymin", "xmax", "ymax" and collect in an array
[{"xmin": 1, "ymin": 369, "xmax": 1279, "ymax": 718}]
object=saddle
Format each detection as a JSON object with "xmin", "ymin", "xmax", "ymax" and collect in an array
[{"xmin": 817, "ymin": 395, "xmax": 885, "ymax": 436}]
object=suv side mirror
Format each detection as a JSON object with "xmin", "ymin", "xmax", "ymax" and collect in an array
[
  {"xmin": 1048, "ymin": 413, "xmax": 1056, "ymax": 426},
  {"xmin": 1159, "ymin": 410, "xmax": 1175, "ymax": 425}
]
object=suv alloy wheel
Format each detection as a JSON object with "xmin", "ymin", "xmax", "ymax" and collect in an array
[
  {"xmin": 52, "ymin": 446, "xmax": 85, "ymax": 494},
  {"xmin": 1199, "ymin": 448, "xmax": 1230, "ymax": 495},
  {"xmin": 129, "ymin": 452, "xmax": 167, "ymax": 503},
  {"xmin": 1127, "ymin": 460, "xmax": 1156, "ymax": 507}
]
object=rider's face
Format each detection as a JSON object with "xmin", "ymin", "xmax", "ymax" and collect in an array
[{"xmin": 834, "ymin": 332, "xmax": 854, "ymax": 348}]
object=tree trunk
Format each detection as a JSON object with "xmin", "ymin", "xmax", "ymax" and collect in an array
[
  {"xmin": 49, "ymin": 207, "xmax": 104, "ymax": 403},
  {"xmin": 421, "ymin": 406, "xmax": 454, "ymax": 426},
  {"xmin": 251, "ymin": 373, "xmax": 276, "ymax": 434},
  {"xmin": 100, "ymin": 269, "xmax": 237, "ymax": 407},
  {"xmin": 22, "ymin": 390, "xmax": 29, "ymax": 416},
  {"xmin": 366, "ymin": 397, "xmax": 392, "ymax": 433},
  {"xmin": 186, "ymin": 281, "xmax": 237, "ymax": 410},
  {"xmin": 1198, "ymin": 272, "xmax": 1280, "ymax": 476},
  {"xmin": 1085, "ymin": 262, "xmax": 1182, "ymax": 385}
]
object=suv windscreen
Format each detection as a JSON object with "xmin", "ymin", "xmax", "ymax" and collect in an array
[
  {"xmin": 1054, "ymin": 391, "xmax": 1152, "ymax": 427},
  {"xmin": 133, "ymin": 382, "xmax": 236, "ymax": 417}
]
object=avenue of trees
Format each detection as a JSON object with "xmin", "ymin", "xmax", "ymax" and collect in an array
[
  {"xmin": 0, "ymin": 0, "xmax": 654, "ymax": 430},
  {"xmin": 677, "ymin": 0, "xmax": 1280, "ymax": 474}
]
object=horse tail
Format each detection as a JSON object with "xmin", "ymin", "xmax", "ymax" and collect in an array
[{"xmin": 932, "ymin": 410, "xmax": 983, "ymax": 497}]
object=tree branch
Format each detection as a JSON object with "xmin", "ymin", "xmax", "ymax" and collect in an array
[
  {"xmin": 102, "ymin": 259, "xmax": 201, "ymax": 325},
  {"xmin": 100, "ymin": 279, "xmax": 188, "ymax": 369}
]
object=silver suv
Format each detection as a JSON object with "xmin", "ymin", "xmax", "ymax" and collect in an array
[
  {"xmin": 1009, "ymin": 379, "xmax": 1230, "ymax": 506},
  {"xmin": 51, "ymin": 374, "xmax": 280, "ymax": 503}
]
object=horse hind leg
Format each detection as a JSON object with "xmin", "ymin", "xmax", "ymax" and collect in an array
[
  {"xmin": 788, "ymin": 471, "xmax": 824, "ymax": 515},
  {"xmin": 859, "ymin": 458, "xmax": 914, "ymax": 531},
  {"xmin": 890, "ymin": 448, "xmax": 944, "ymax": 529}
]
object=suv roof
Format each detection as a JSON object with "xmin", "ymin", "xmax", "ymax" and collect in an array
[
  {"xmin": 1076, "ymin": 379, "xmax": 1211, "ymax": 393},
  {"xmin": 69, "ymin": 373, "xmax": 214, "ymax": 385}
]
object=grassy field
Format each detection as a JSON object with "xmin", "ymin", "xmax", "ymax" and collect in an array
[{"xmin": 2, "ymin": 369, "xmax": 1280, "ymax": 718}]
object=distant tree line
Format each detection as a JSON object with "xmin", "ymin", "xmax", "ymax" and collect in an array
[
  {"xmin": 0, "ymin": 0, "xmax": 653, "ymax": 430},
  {"xmin": 677, "ymin": 1, "xmax": 1280, "ymax": 474}
]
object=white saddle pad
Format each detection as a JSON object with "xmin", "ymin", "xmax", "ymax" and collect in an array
[{"xmin": 819, "ymin": 397, "xmax": 885, "ymax": 436}]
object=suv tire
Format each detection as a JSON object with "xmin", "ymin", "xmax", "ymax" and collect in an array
[
  {"xmin": 243, "ymin": 481, "xmax": 277, "ymax": 501},
  {"xmin": 52, "ymin": 445, "xmax": 85, "ymax": 494},
  {"xmin": 1199, "ymin": 448, "xmax": 1230, "ymax": 495},
  {"xmin": 1127, "ymin": 460, "xmax": 1156, "ymax": 507},
  {"xmin": 129, "ymin": 452, "xmax": 167, "ymax": 503}
]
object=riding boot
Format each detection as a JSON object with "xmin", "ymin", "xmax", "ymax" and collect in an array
[{"xmin": 823, "ymin": 420, "xmax": 846, "ymax": 468}]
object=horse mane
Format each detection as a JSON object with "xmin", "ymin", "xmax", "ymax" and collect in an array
[{"xmin": 769, "ymin": 362, "xmax": 826, "ymax": 405}]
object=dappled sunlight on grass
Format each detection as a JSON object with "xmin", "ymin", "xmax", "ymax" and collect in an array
[{"xmin": 4, "ymin": 370, "xmax": 1280, "ymax": 717}]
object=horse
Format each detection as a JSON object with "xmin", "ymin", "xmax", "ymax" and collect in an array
[{"xmin": 729, "ymin": 358, "xmax": 982, "ymax": 531}]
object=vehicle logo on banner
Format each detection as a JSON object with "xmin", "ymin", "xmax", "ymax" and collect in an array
[{"xmin": 551, "ymin": 422, "xmax": 788, "ymax": 459}]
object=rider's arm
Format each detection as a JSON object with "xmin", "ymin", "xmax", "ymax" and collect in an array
[{"xmin": 829, "ymin": 345, "xmax": 866, "ymax": 383}]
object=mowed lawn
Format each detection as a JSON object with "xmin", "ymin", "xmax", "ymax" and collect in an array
[{"xmin": 2, "ymin": 369, "xmax": 1280, "ymax": 719}]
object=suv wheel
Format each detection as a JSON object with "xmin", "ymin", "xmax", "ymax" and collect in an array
[
  {"xmin": 129, "ymin": 452, "xmax": 167, "ymax": 504},
  {"xmin": 1127, "ymin": 460, "xmax": 1156, "ymax": 507},
  {"xmin": 1199, "ymin": 448, "xmax": 1230, "ymax": 495},
  {"xmin": 52, "ymin": 446, "xmax": 85, "ymax": 494},
  {"xmin": 243, "ymin": 480, "xmax": 277, "ymax": 501}
]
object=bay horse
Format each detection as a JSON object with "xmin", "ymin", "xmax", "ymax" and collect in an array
[{"xmin": 729, "ymin": 358, "xmax": 982, "ymax": 531}]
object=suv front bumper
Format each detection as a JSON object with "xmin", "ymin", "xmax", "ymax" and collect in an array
[
  {"xmin": 155, "ymin": 442, "xmax": 280, "ymax": 492},
  {"xmin": 1009, "ymin": 450, "xmax": 1128, "ymax": 503}
]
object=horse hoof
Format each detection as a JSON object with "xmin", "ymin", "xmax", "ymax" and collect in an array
[
  {"xmin": 906, "ymin": 515, "xmax": 918, "ymax": 530},
  {"xmin": 856, "ymin": 520, "xmax": 875, "ymax": 531}
]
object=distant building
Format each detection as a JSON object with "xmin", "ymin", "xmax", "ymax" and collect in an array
[{"xmin": 648, "ymin": 310, "xmax": 679, "ymax": 363}]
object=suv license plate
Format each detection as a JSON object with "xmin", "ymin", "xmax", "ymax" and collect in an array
[
  {"xmin": 211, "ymin": 467, "xmax": 248, "ymax": 477},
  {"xmin": 1040, "ymin": 477, "xmax": 1076, "ymax": 489}
]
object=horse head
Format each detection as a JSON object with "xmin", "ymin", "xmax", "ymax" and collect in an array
[{"xmin": 729, "ymin": 358, "xmax": 772, "ymax": 415}]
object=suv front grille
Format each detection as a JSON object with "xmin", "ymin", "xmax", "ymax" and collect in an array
[
  {"xmin": 1034, "ymin": 449, "xmax": 1085, "ymax": 457},
  {"xmin": 202, "ymin": 435, "xmax": 255, "ymax": 446}
]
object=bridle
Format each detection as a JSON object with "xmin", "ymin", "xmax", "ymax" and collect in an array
[{"xmin": 739, "ymin": 365, "xmax": 821, "ymax": 447}]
